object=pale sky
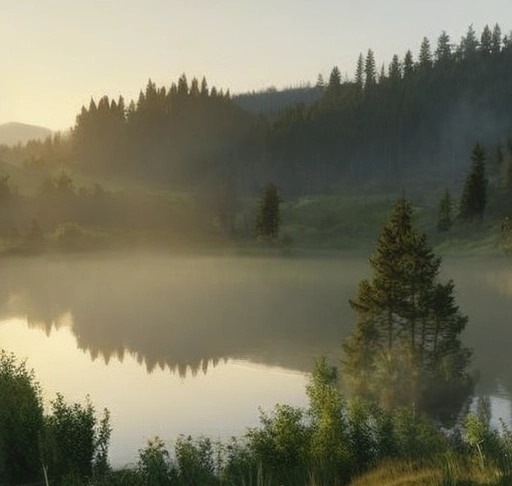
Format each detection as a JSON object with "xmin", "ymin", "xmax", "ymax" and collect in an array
[{"xmin": 2, "ymin": 0, "xmax": 511, "ymax": 131}]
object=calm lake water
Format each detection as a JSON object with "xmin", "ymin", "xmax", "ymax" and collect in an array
[{"xmin": 0, "ymin": 252, "xmax": 511, "ymax": 466}]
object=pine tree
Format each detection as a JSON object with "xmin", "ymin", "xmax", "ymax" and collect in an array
[
  {"xmin": 200, "ymin": 77, "xmax": 209, "ymax": 97},
  {"xmin": 343, "ymin": 199, "xmax": 471, "ymax": 418},
  {"xmin": 189, "ymin": 77, "xmax": 200, "ymax": 97},
  {"xmin": 177, "ymin": 73, "xmax": 189, "ymax": 97},
  {"xmin": 364, "ymin": 49, "xmax": 377, "ymax": 90},
  {"xmin": 437, "ymin": 189, "xmax": 453, "ymax": 232},
  {"xmin": 418, "ymin": 37, "xmax": 433, "ymax": 69},
  {"xmin": 378, "ymin": 64, "xmax": 386, "ymax": 83},
  {"xmin": 355, "ymin": 54, "xmax": 364, "ymax": 91},
  {"xmin": 459, "ymin": 143, "xmax": 487, "ymax": 222},
  {"xmin": 388, "ymin": 54, "xmax": 402, "ymax": 82},
  {"xmin": 480, "ymin": 25, "xmax": 492, "ymax": 57},
  {"xmin": 435, "ymin": 31, "xmax": 452, "ymax": 64},
  {"xmin": 491, "ymin": 24, "xmax": 502, "ymax": 55},
  {"xmin": 256, "ymin": 183, "xmax": 281, "ymax": 240},
  {"xmin": 403, "ymin": 50, "xmax": 415, "ymax": 78},
  {"xmin": 316, "ymin": 73, "xmax": 325, "ymax": 89},
  {"xmin": 327, "ymin": 66, "xmax": 342, "ymax": 95},
  {"xmin": 460, "ymin": 25, "xmax": 479, "ymax": 59}
]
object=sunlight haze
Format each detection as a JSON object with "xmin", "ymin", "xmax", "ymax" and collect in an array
[{"xmin": 2, "ymin": 0, "xmax": 512, "ymax": 130}]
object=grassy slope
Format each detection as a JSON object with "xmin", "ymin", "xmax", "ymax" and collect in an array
[
  {"xmin": 348, "ymin": 458, "xmax": 502, "ymax": 486},
  {"xmin": 281, "ymin": 193, "xmax": 505, "ymax": 257}
]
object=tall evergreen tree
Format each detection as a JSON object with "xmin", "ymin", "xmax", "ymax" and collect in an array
[
  {"xmin": 200, "ymin": 77, "xmax": 209, "ymax": 97},
  {"xmin": 355, "ymin": 54, "xmax": 364, "ymax": 91},
  {"xmin": 177, "ymin": 73, "xmax": 189, "ymax": 96},
  {"xmin": 460, "ymin": 25, "xmax": 479, "ymax": 59},
  {"xmin": 418, "ymin": 37, "xmax": 433, "ymax": 69},
  {"xmin": 435, "ymin": 31, "xmax": 452, "ymax": 64},
  {"xmin": 364, "ymin": 49, "xmax": 377, "ymax": 90},
  {"xmin": 491, "ymin": 24, "xmax": 502, "ymax": 55},
  {"xmin": 255, "ymin": 183, "xmax": 281, "ymax": 240},
  {"xmin": 459, "ymin": 143, "xmax": 488, "ymax": 222},
  {"xmin": 316, "ymin": 73, "xmax": 325, "ymax": 89},
  {"xmin": 343, "ymin": 199, "xmax": 472, "ymax": 418},
  {"xmin": 480, "ymin": 25, "xmax": 492, "ymax": 57},
  {"xmin": 403, "ymin": 50, "xmax": 415, "ymax": 77},
  {"xmin": 327, "ymin": 66, "xmax": 342, "ymax": 94},
  {"xmin": 388, "ymin": 54, "xmax": 402, "ymax": 82}
]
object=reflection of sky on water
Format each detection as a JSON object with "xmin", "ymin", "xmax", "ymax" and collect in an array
[{"xmin": 0, "ymin": 318, "xmax": 308, "ymax": 467}]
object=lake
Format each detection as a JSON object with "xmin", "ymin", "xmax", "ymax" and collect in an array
[{"xmin": 0, "ymin": 252, "xmax": 510, "ymax": 467}]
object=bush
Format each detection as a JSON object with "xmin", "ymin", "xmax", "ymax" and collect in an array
[
  {"xmin": 43, "ymin": 393, "xmax": 111, "ymax": 484},
  {"xmin": 0, "ymin": 350, "xmax": 44, "ymax": 485},
  {"xmin": 138, "ymin": 437, "xmax": 174, "ymax": 486}
]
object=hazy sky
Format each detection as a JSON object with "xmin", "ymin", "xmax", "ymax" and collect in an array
[{"xmin": 2, "ymin": 0, "xmax": 512, "ymax": 131}]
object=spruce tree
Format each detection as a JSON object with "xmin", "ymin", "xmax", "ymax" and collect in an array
[
  {"xmin": 418, "ymin": 37, "xmax": 433, "ymax": 69},
  {"xmin": 388, "ymin": 54, "xmax": 402, "ymax": 83},
  {"xmin": 355, "ymin": 54, "xmax": 364, "ymax": 91},
  {"xmin": 255, "ymin": 183, "xmax": 281, "ymax": 240},
  {"xmin": 480, "ymin": 25, "xmax": 492, "ymax": 57},
  {"xmin": 364, "ymin": 49, "xmax": 377, "ymax": 90},
  {"xmin": 343, "ymin": 199, "xmax": 472, "ymax": 419},
  {"xmin": 435, "ymin": 31, "xmax": 452, "ymax": 64},
  {"xmin": 491, "ymin": 24, "xmax": 502, "ymax": 55},
  {"xmin": 200, "ymin": 77, "xmax": 209, "ymax": 97},
  {"xmin": 403, "ymin": 50, "xmax": 415, "ymax": 77},
  {"xmin": 316, "ymin": 73, "xmax": 325, "ymax": 89},
  {"xmin": 460, "ymin": 25, "xmax": 479, "ymax": 59},
  {"xmin": 328, "ymin": 66, "xmax": 342, "ymax": 89},
  {"xmin": 459, "ymin": 143, "xmax": 487, "ymax": 222}
]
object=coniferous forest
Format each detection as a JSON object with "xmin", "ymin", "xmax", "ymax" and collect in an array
[{"xmin": 1, "ymin": 25, "xmax": 512, "ymax": 253}]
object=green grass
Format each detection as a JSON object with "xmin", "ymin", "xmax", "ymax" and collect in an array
[{"xmin": 347, "ymin": 457, "xmax": 504, "ymax": 486}]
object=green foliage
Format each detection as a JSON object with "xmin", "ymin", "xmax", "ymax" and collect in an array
[
  {"xmin": 174, "ymin": 435, "xmax": 218, "ymax": 486},
  {"xmin": 343, "ymin": 199, "xmax": 472, "ymax": 420},
  {"xmin": 246, "ymin": 404, "xmax": 309, "ymax": 484},
  {"xmin": 391, "ymin": 407, "xmax": 447, "ymax": 459},
  {"xmin": 459, "ymin": 143, "xmax": 488, "ymax": 223},
  {"xmin": 463, "ymin": 396, "xmax": 504, "ymax": 471},
  {"xmin": 137, "ymin": 437, "xmax": 174, "ymax": 486},
  {"xmin": 43, "ymin": 393, "xmax": 111, "ymax": 484},
  {"xmin": 307, "ymin": 358, "xmax": 351, "ymax": 484},
  {"xmin": 255, "ymin": 183, "xmax": 281, "ymax": 241},
  {"xmin": 0, "ymin": 350, "xmax": 44, "ymax": 485}
]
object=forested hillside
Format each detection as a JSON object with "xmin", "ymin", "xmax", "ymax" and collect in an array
[
  {"xmin": 0, "ymin": 25, "xmax": 511, "ymax": 253},
  {"xmin": 2, "ymin": 25, "xmax": 512, "ymax": 199}
]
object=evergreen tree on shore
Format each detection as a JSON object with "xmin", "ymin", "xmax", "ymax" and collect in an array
[
  {"xmin": 343, "ymin": 199, "xmax": 472, "ymax": 420},
  {"xmin": 459, "ymin": 143, "xmax": 487, "ymax": 222},
  {"xmin": 256, "ymin": 183, "xmax": 281, "ymax": 240}
]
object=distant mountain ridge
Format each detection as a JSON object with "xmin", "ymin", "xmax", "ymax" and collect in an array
[{"xmin": 0, "ymin": 122, "xmax": 52, "ymax": 146}]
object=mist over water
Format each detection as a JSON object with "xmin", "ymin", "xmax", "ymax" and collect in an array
[{"xmin": 0, "ymin": 252, "xmax": 511, "ymax": 465}]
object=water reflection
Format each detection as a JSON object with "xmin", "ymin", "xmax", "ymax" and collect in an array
[
  {"xmin": 1, "ymin": 253, "xmax": 512, "ymax": 464},
  {"xmin": 0, "ymin": 253, "xmax": 362, "ymax": 377},
  {"xmin": 0, "ymin": 253, "xmax": 511, "ymax": 391}
]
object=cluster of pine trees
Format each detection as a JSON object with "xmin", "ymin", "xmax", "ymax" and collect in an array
[{"xmin": 72, "ymin": 75, "xmax": 259, "ymax": 188}]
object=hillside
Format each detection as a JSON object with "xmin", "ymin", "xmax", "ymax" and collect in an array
[{"xmin": 0, "ymin": 122, "xmax": 52, "ymax": 146}]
